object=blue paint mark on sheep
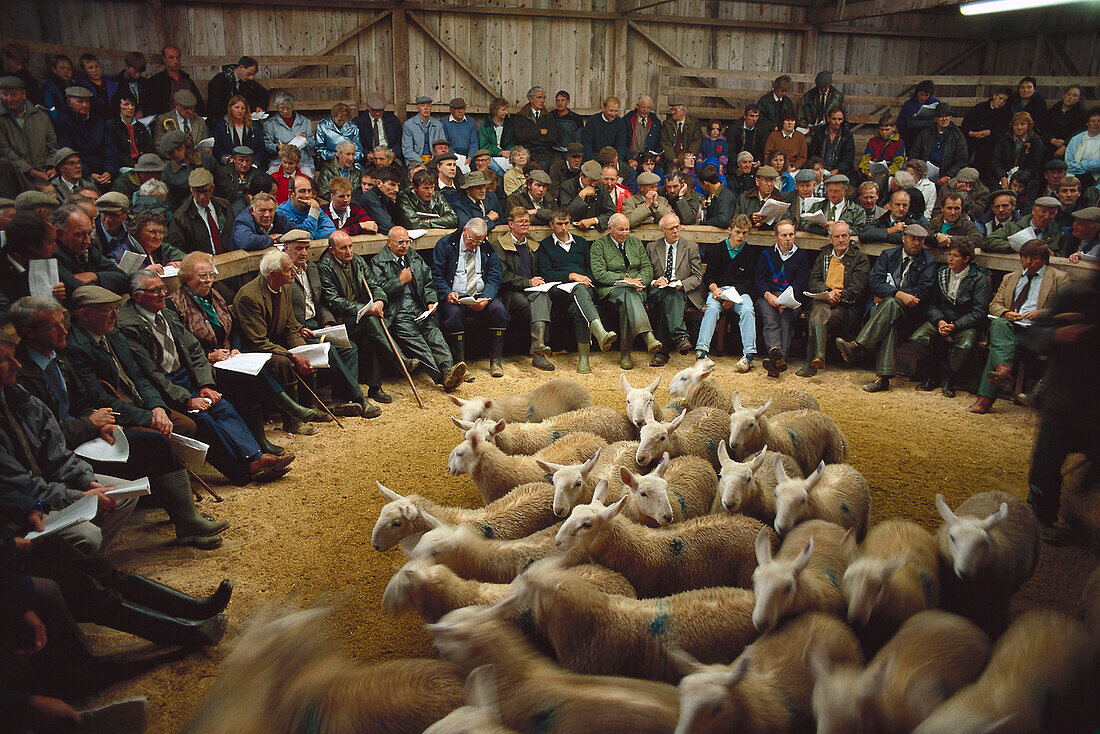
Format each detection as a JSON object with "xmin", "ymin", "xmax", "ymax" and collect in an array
[
  {"xmin": 670, "ymin": 537, "xmax": 685, "ymax": 559},
  {"xmin": 530, "ymin": 707, "xmax": 557, "ymax": 733}
]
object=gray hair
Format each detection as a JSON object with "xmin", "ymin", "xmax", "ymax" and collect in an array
[
  {"xmin": 464, "ymin": 217, "xmax": 489, "ymax": 237},
  {"xmin": 138, "ymin": 179, "xmax": 168, "ymax": 197},
  {"xmin": 273, "ymin": 91, "xmax": 295, "ymax": 109},
  {"xmin": 893, "ymin": 170, "xmax": 916, "ymax": 189},
  {"xmin": 48, "ymin": 204, "xmax": 85, "ymax": 231},
  {"xmin": 259, "ymin": 249, "xmax": 292, "ymax": 276},
  {"xmin": 526, "ymin": 86, "xmax": 544, "ymax": 99},
  {"xmin": 336, "ymin": 139, "xmax": 357, "ymax": 154},
  {"xmin": 129, "ymin": 269, "xmax": 162, "ymax": 294},
  {"xmin": 9, "ymin": 296, "xmax": 64, "ymax": 335}
]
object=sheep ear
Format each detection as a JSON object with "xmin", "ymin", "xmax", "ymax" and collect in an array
[
  {"xmin": 620, "ymin": 466, "xmax": 638, "ymax": 489},
  {"xmin": 754, "ymin": 526, "xmax": 773, "ymax": 564},
  {"xmin": 535, "ymin": 458, "xmax": 561, "ymax": 475},
  {"xmin": 600, "ymin": 495, "xmax": 628, "ymax": 521},
  {"xmin": 592, "ymin": 479, "xmax": 609, "ymax": 505},
  {"xmin": 731, "ymin": 391, "xmax": 742, "ymax": 411},
  {"xmin": 665, "ymin": 643, "xmax": 703, "ymax": 675},
  {"xmin": 646, "ymin": 375, "xmax": 661, "ymax": 394},
  {"xmin": 490, "ymin": 419, "xmax": 507, "ymax": 436},
  {"xmin": 726, "ymin": 655, "xmax": 750, "ymax": 688},
  {"xmin": 750, "ymin": 448, "xmax": 768, "ymax": 473},
  {"xmin": 718, "ymin": 440, "xmax": 732, "ymax": 467},
  {"xmin": 982, "ymin": 502, "xmax": 1009, "ymax": 530},
  {"xmin": 668, "ymin": 409, "xmax": 686, "ymax": 432},
  {"xmin": 620, "ymin": 373, "xmax": 633, "ymax": 393},
  {"xmin": 581, "ymin": 448, "xmax": 601, "ymax": 474},
  {"xmin": 421, "ymin": 510, "xmax": 444, "ymax": 530},
  {"xmin": 841, "ymin": 529, "xmax": 859, "ymax": 562},
  {"xmin": 449, "ymin": 395, "xmax": 466, "ymax": 407},
  {"xmin": 805, "ymin": 461, "xmax": 825, "ymax": 490},
  {"xmin": 935, "ymin": 494, "xmax": 958, "ymax": 525},
  {"xmin": 654, "ymin": 453, "xmax": 671, "ymax": 477},
  {"xmin": 376, "ymin": 481, "xmax": 403, "ymax": 503},
  {"xmin": 774, "ymin": 454, "xmax": 790, "ymax": 484},
  {"xmin": 753, "ymin": 399, "xmax": 772, "ymax": 419},
  {"xmin": 465, "ymin": 664, "xmax": 500, "ymax": 717},
  {"xmin": 793, "ymin": 538, "xmax": 815, "ymax": 574}
]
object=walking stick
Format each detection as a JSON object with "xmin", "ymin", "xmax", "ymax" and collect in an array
[
  {"xmin": 295, "ymin": 373, "xmax": 345, "ymax": 429},
  {"xmin": 361, "ymin": 274, "xmax": 424, "ymax": 409}
]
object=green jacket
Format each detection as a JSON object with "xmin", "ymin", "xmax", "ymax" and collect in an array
[
  {"xmin": 589, "ymin": 234, "xmax": 654, "ymax": 299},
  {"xmin": 490, "ymin": 232, "xmax": 542, "ymax": 293},
  {"xmin": 317, "ymin": 250, "xmax": 386, "ymax": 325},
  {"xmin": 117, "ymin": 300, "xmax": 215, "ymax": 411},
  {"xmin": 983, "ymin": 215, "xmax": 1066, "ymax": 257},
  {"xmin": 397, "ymin": 189, "xmax": 458, "ymax": 230}
]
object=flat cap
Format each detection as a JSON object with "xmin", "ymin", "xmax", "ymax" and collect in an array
[
  {"xmin": 0, "ymin": 197, "xmax": 14, "ymax": 209},
  {"xmin": 173, "ymin": 89, "xmax": 198, "ymax": 107},
  {"xmin": 565, "ymin": 142, "xmax": 584, "ymax": 156},
  {"xmin": 279, "ymin": 228, "xmax": 312, "ymax": 243},
  {"xmin": 528, "ymin": 170, "xmax": 552, "ymax": 185},
  {"xmin": 449, "ymin": 97, "xmax": 467, "ymax": 109},
  {"xmin": 815, "ymin": 70, "xmax": 832, "ymax": 89},
  {"xmin": 14, "ymin": 191, "xmax": 58, "ymax": 210},
  {"xmin": 51, "ymin": 147, "xmax": 80, "ymax": 167},
  {"xmin": 95, "ymin": 191, "xmax": 130, "ymax": 212},
  {"xmin": 461, "ymin": 171, "xmax": 489, "ymax": 189},
  {"xmin": 1044, "ymin": 158, "xmax": 1068, "ymax": 171},
  {"xmin": 472, "ymin": 148, "xmax": 492, "ymax": 159},
  {"xmin": 793, "ymin": 169, "xmax": 817, "ymax": 183},
  {"xmin": 636, "ymin": 171, "xmax": 661, "ymax": 186},
  {"xmin": 188, "ymin": 168, "xmax": 214, "ymax": 187},
  {"xmin": 433, "ymin": 152, "xmax": 457, "ymax": 164},
  {"xmin": 934, "ymin": 102, "xmax": 954, "ymax": 116},
  {"xmin": 1034, "ymin": 196, "xmax": 1061, "ymax": 208},
  {"xmin": 956, "ymin": 167, "xmax": 980, "ymax": 184},
  {"xmin": 903, "ymin": 223, "xmax": 929, "ymax": 237},
  {"xmin": 65, "ymin": 85, "xmax": 92, "ymax": 99},
  {"xmin": 432, "ymin": 138, "xmax": 451, "ymax": 147},
  {"xmin": 132, "ymin": 153, "xmax": 165, "ymax": 173},
  {"xmin": 157, "ymin": 130, "xmax": 186, "ymax": 156},
  {"xmin": 824, "ymin": 173, "xmax": 850, "ymax": 185},
  {"xmin": 415, "ymin": 95, "xmax": 433, "ymax": 105},
  {"xmin": 231, "ymin": 145, "xmax": 254, "ymax": 157},
  {"xmin": 580, "ymin": 160, "xmax": 604, "ymax": 180},
  {"xmin": 0, "ymin": 76, "xmax": 25, "ymax": 90},
  {"xmin": 1071, "ymin": 206, "xmax": 1100, "ymax": 224},
  {"xmin": 756, "ymin": 165, "xmax": 780, "ymax": 179},
  {"xmin": 366, "ymin": 93, "xmax": 387, "ymax": 110},
  {"xmin": 71, "ymin": 285, "xmax": 122, "ymax": 308}
]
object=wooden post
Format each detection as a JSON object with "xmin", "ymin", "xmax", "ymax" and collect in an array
[{"xmin": 392, "ymin": 8, "xmax": 410, "ymax": 123}]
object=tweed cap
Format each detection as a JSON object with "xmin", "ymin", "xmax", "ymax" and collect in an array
[
  {"xmin": 636, "ymin": 171, "xmax": 661, "ymax": 186},
  {"xmin": 65, "ymin": 86, "xmax": 92, "ymax": 99},
  {"xmin": 95, "ymin": 192, "xmax": 130, "ymax": 213},
  {"xmin": 903, "ymin": 223, "xmax": 929, "ymax": 237},
  {"xmin": 14, "ymin": 191, "xmax": 58, "ymax": 211},
  {"xmin": 580, "ymin": 160, "xmax": 604, "ymax": 180},
  {"xmin": 158, "ymin": 130, "xmax": 186, "ymax": 156},
  {"xmin": 0, "ymin": 76, "xmax": 25, "ymax": 90},
  {"xmin": 51, "ymin": 147, "xmax": 80, "ymax": 167},
  {"xmin": 71, "ymin": 285, "xmax": 122, "ymax": 308},
  {"xmin": 528, "ymin": 170, "xmax": 551, "ymax": 185},
  {"xmin": 132, "ymin": 153, "xmax": 165, "ymax": 172},
  {"xmin": 173, "ymin": 89, "xmax": 197, "ymax": 107},
  {"xmin": 188, "ymin": 168, "xmax": 214, "ymax": 187}
]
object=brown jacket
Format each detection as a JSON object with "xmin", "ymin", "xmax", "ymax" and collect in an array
[
  {"xmin": 232, "ymin": 274, "xmax": 305, "ymax": 357},
  {"xmin": 988, "ymin": 267, "xmax": 1071, "ymax": 319}
]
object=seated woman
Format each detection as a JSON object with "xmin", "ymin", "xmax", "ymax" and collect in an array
[
  {"xmin": 272, "ymin": 144, "xmax": 306, "ymax": 204},
  {"xmin": 908, "ymin": 242, "xmax": 992, "ymax": 397},
  {"xmin": 130, "ymin": 210, "xmax": 184, "ymax": 272},
  {"xmin": 263, "ymin": 92, "xmax": 314, "ymax": 174},
  {"xmin": 108, "ymin": 91, "xmax": 152, "ymax": 169},
  {"xmin": 212, "ymin": 93, "xmax": 266, "ymax": 169},
  {"xmin": 313, "ymin": 102, "xmax": 363, "ymax": 168},
  {"xmin": 170, "ymin": 252, "xmax": 322, "ymax": 451}
]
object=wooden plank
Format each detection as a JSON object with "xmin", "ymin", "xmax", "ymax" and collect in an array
[
  {"xmin": 391, "ymin": 8, "xmax": 410, "ymax": 122},
  {"xmin": 808, "ymin": 0, "xmax": 961, "ymax": 25},
  {"xmin": 406, "ymin": 10, "xmax": 499, "ymax": 99}
]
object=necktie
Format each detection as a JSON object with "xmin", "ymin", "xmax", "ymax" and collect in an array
[
  {"xmin": 44, "ymin": 358, "xmax": 70, "ymax": 420},
  {"xmin": 155, "ymin": 312, "xmax": 181, "ymax": 372},
  {"xmin": 1012, "ymin": 272, "xmax": 1035, "ymax": 312},
  {"xmin": 665, "ymin": 245, "xmax": 674, "ymax": 280},
  {"xmin": 465, "ymin": 250, "xmax": 479, "ymax": 296},
  {"xmin": 205, "ymin": 207, "xmax": 224, "ymax": 254}
]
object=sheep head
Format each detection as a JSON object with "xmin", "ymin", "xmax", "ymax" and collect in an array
[
  {"xmin": 773, "ymin": 460, "xmax": 824, "ymax": 535},
  {"xmin": 935, "ymin": 494, "xmax": 1009, "ymax": 579},
  {"xmin": 727, "ymin": 394, "xmax": 770, "ymax": 458},
  {"xmin": 669, "ymin": 647, "xmax": 751, "ymax": 734},
  {"xmin": 752, "ymin": 527, "xmax": 813, "ymax": 631},
  {"xmin": 539, "ymin": 448, "xmax": 601, "ymax": 518},
  {"xmin": 636, "ymin": 404, "xmax": 685, "ymax": 465},
  {"xmin": 621, "ymin": 454, "xmax": 675, "ymax": 525},
  {"xmin": 621, "ymin": 373, "xmax": 661, "ymax": 427}
]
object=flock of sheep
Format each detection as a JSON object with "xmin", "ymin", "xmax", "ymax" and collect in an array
[{"xmin": 183, "ymin": 367, "xmax": 1100, "ymax": 734}]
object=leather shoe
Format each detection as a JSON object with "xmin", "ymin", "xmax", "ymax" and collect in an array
[
  {"xmin": 862, "ymin": 376, "xmax": 889, "ymax": 393},
  {"xmin": 915, "ymin": 377, "xmax": 939, "ymax": 392},
  {"xmin": 968, "ymin": 396, "xmax": 993, "ymax": 414},
  {"xmin": 987, "ymin": 364, "xmax": 1013, "ymax": 391},
  {"xmin": 368, "ymin": 387, "xmax": 392, "ymax": 404},
  {"xmin": 649, "ymin": 352, "xmax": 669, "ymax": 367},
  {"xmin": 835, "ymin": 338, "xmax": 861, "ymax": 363},
  {"xmin": 676, "ymin": 339, "xmax": 693, "ymax": 355},
  {"xmin": 249, "ymin": 452, "xmax": 295, "ymax": 482}
]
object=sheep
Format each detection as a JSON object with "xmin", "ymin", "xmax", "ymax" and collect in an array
[
  {"xmin": 422, "ymin": 665, "xmax": 517, "ymax": 734},
  {"xmin": 427, "ymin": 604, "xmax": 681, "ymax": 733},
  {"xmin": 810, "ymin": 609, "xmax": 991, "ymax": 734},
  {"xmin": 515, "ymin": 557, "xmax": 757, "ymax": 684},
  {"xmin": 636, "ymin": 404, "xmax": 729, "ymax": 468},
  {"xmin": 841, "ymin": 519, "xmax": 940, "ymax": 654},
  {"xmin": 449, "ymin": 378, "xmax": 591, "ymax": 423},
  {"xmin": 934, "ymin": 491, "xmax": 1040, "ymax": 634},
  {"xmin": 912, "ymin": 608, "xmax": 1095, "ymax": 734},
  {"xmin": 669, "ymin": 611, "xmax": 862, "ymax": 734},
  {"xmin": 620, "ymin": 453, "xmax": 718, "ymax": 527},
  {"xmin": 621, "ymin": 373, "xmax": 683, "ymax": 427},
  {"xmin": 371, "ymin": 481, "xmax": 559, "ymax": 552},
  {"xmin": 750, "ymin": 520, "xmax": 849, "ymax": 632},
  {"xmin": 181, "ymin": 605, "xmax": 464, "ymax": 734},
  {"xmin": 554, "ymin": 487, "xmax": 771, "ymax": 597},
  {"xmin": 447, "ymin": 431, "xmax": 608, "ymax": 503},
  {"xmin": 773, "ymin": 459, "xmax": 871, "ymax": 539},
  {"xmin": 714, "ymin": 442, "xmax": 802, "ymax": 522},
  {"xmin": 668, "ymin": 361, "xmax": 819, "ymax": 415},
  {"xmin": 453, "ymin": 407, "xmax": 636, "ymax": 455},
  {"xmin": 728, "ymin": 403, "xmax": 848, "ymax": 478},
  {"xmin": 537, "ymin": 442, "xmax": 643, "ymax": 518}
]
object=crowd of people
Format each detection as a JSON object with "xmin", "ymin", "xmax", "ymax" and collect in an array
[{"xmin": 0, "ymin": 39, "xmax": 1098, "ymax": 728}]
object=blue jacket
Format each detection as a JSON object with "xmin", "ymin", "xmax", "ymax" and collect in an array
[
  {"xmin": 53, "ymin": 107, "xmax": 118, "ymax": 176},
  {"xmin": 451, "ymin": 191, "xmax": 505, "ymax": 229},
  {"xmin": 431, "ymin": 229, "xmax": 503, "ymax": 300},
  {"xmin": 229, "ymin": 207, "xmax": 293, "ymax": 251},
  {"xmin": 402, "ymin": 115, "xmax": 447, "ymax": 164},
  {"xmin": 868, "ymin": 245, "xmax": 938, "ymax": 303},
  {"xmin": 581, "ymin": 113, "xmax": 629, "ymax": 162},
  {"xmin": 441, "ymin": 116, "xmax": 480, "ymax": 158},
  {"xmin": 754, "ymin": 246, "xmax": 809, "ymax": 300},
  {"xmin": 275, "ymin": 200, "xmax": 336, "ymax": 239},
  {"xmin": 314, "ymin": 117, "xmax": 364, "ymax": 163}
]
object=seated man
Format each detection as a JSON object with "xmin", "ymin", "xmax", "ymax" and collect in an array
[
  {"xmin": 368, "ymin": 226, "xmax": 465, "ymax": 391},
  {"xmin": 359, "ymin": 164, "xmax": 403, "ymax": 235},
  {"xmin": 860, "ymin": 189, "xmax": 914, "ymax": 245},
  {"xmin": 167, "ymin": 168, "xmax": 232, "ymax": 255},
  {"xmin": 696, "ymin": 215, "xmax": 757, "ymax": 370},
  {"xmin": 754, "ymin": 220, "xmax": 809, "ymax": 378},
  {"xmin": 970, "ymin": 240, "xmax": 1070, "ymax": 414},
  {"xmin": 661, "ymin": 169, "xmax": 703, "ymax": 225},
  {"xmin": 0, "ymin": 214, "xmax": 64, "ymax": 324},
  {"xmin": 622, "ymin": 171, "xmax": 673, "ymax": 229},
  {"xmin": 589, "ymin": 213, "xmax": 661, "ymax": 370},
  {"xmin": 644, "ymin": 214, "xmax": 703, "ymax": 367},
  {"xmin": 398, "ymin": 168, "xmax": 458, "ymax": 230},
  {"xmin": 505, "ymin": 169, "xmax": 557, "ymax": 225},
  {"xmin": 1067, "ymin": 207, "xmax": 1100, "ymax": 262},
  {"xmin": 49, "ymin": 204, "xmax": 128, "ymax": 298},
  {"xmin": 975, "ymin": 188, "xmax": 1021, "ymax": 236},
  {"xmin": 490, "ymin": 207, "xmax": 554, "ymax": 371},
  {"xmin": 797, "ymin": 220, "xmax": 869, "ymax": 377},
  {"xmin": 316, "ymin": 140, "xmax": 362, "ymax": 200},
  {"xmin": 908, "ymin": 241, "xmax": 991, "ymax": 398},
  {"xmin": 537, "ymin": 209, "xmax": 617, "ymax": 373},
  {"xmin": 560, "ymin": 160, "xmax": 615, "ymax": 232},
  {"xmin": 926, "ymin": 192, "xmax": 982, "ymax": 252},
  {"xmin": 277, "ymin": 175, "xmax": 336, "ymax": 240},
  {"xmin": 49, "ymin": 148, "xmax": 97, "ymax": 203},
  {"xmin": 118, "ymin": 271, "xmax": 294, "ymax": 484},
  {"xmin": 836, "ymin": 224, "xmax": 938, "ymax": 392},
  {"xmin": 325, "ymin": 176, "xmax": 376, "ymax": 236},
  {"xmin": 230, "ymin": 191, "xmax": 290, "ymax": 251},
  {"xmin": 983, "ymin": 196, "xmax": 1065, "ymax": 256},
  {"xmin": 698, "ymin": 165, "xmax": 738, "ymax": 229},
  {"xmin": 452, "ymin": 170, "xmax": 504, "ymax": 229},
  {"xmin": 734, "ymin": 164, "xmax": 785, "ymax": 230},
  {"xmin": 803, "ymin": 174, "xmax": 866, "ymax": 236},
  {"xmin": 431, "ymin": 217, "xmax": 509, "ymax": 377}
]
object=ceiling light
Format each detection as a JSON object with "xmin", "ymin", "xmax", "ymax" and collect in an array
[{"xmin": 960, "ymin": 0, "xmax": 1096, "ymax": 16}]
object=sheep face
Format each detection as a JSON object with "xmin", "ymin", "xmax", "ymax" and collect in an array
[
  {"xmin": 621, "ymin": 373, "xmax": 661, "ymax": 427},
  {"xmin": 752, "ymin": 528, "xmax": 814, "ymax": 631},
  {"xmin": 716, "ymin": 442, "xmax": 765, "ymax": 513},
  {"xmin": 372, "ymin": 483, "xmax": 421, "ymax": 551},
  {"xmin": 842, "ymin": 556, "xmax": 905, "ymax": 627},
  {"xmin": 667, "ymin": 361, "xmax": 711, "ymax": 398},
  {"xmin": 809, "ymin": 655, "xmax": 875, "ymax": 734},
  {"xmin": 935, "ymin": 494, "xmax": 1008, "ymax": 579},
  {"xmin": 773, "ymin": 461, "xmax": 823, "ymax": 534},
  {"xmin": 538, "ymin": 449, "xmax": 601, "ymax": 518},
  {"xmin": 554, "ymin": 490, "xmax": 626, "ymax": 551},
  {"xmin": 636, "ymin": 406, "xmax": 685, "ymax": 465},
  {"xmin": 670, "ymin": 651, "xmax": 750, "ymax": 734},
  {"xmin": 450, "ymin": 395, "xmax": 492, "ymax": 423},
  {"xmin": 727, "ymin": 395, "xmax": 770, "ymax": 458},
  {"xmin": 621, "ymin": 456, "xmax": 675, "ymax": 526}
]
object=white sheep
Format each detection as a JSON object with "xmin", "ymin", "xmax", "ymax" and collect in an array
[
  {"xmin": 453, "ymin": 407, "xmax": 635, "ymax": 455},
  {"xmin": 447, "ymin": 431, "xmax": 608, "ymax": 503},
  {"xmin": 750, "ymin": 520, "xmax": 849, "ymax": 631},
  {"xmin": 636, "ymin": 405, "xmax": 729, "ymax": 468},
  {"xmin": 668, "ymin": 362, "xmax": 819, "ymax": 415},
  {"xmin": 621, "ymin": 373, "xmax": 683, "ymax": 427},
  {"xmin": 554, "ymin": 487, "xmax": 771, "ymax": 597},
  {"xmin": 912, "ymin": 608, "xmax": 1094, "ymax": 734},
  {"xmin": 841, "ymin": 519, "xmax": 940, "ymax": 651},
  {"xmin": 773, "ymin": 460, "xmax": 870, "ymax": 539},
  {"xmin": 422, "ymin": 665, "xmax": 516, "ymax": 734},
  {"xmin": 516, "ymin": 557, "xmax": 757, "ymax": 684},
  {"xmin": 669, "ymin": 611, "xmax": 862, "ymax": 734},
  {"xmin": 449, "ymin": 379, "xmax": 591, "ymax": 423},
  {"xmin": 714, "ymin": 442, "xmax": 802, "ymax": 522},
  {"xmin": 620, "ymin": 454, "xmax": 718, "ymax": 527},
  {"xmin": 934, "ymin": 491, "xmax": 1040, "ymax": 633},
  {"xmin": 537, "ymin": 442, "xmax": 642, "ymax": 518},
  {"xmin": 811, "ymin": 609, "xmax": 991, "ymax": 734},
  {"xmin": 728, "ymin": 399, "xmax": 848, "ymax": 475},
  {"xmin": 426, "ymin": 604, "xmax": 681, "ymax": 733},
  {"xmin": 371, "ymin": 481, "xmax": 559, "ymax": 552}
]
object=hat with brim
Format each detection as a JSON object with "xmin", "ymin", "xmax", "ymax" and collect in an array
[
  {"xmin": 65, "ymin": 86, "xmax": 92, "ymax": 99},
  {"xmin": 279, "ymin": 229, "xmax": 313, "ymax": 243},
  {"xmin": 188, "ymin": 168, "xmax": 214, "ymax": 187},
  {"xmin": 756, "ymin": 165, "xmax": 780, "ymax": 179},
  {"xmin": 157, "ymin": 130, "xmax": 186, "ymax": 156},
  {"xmin": 461, "ymin": 171, "xmax": 489, "ymax": 189},
  {"xmin": 580, "ymin": 160, "xmax": 604, "ymax": 180},
  {"xmin": 636, "ymin": 172, "xmax": 661, "ymax": 186},
  {"xmin": 903, "ymin": 224, "xmax": 929, "ymax": 238},
  {"xmin": 528, "ymin": 170, "xmax": 551, "ymax": 185},
  {"xmin": 366, "ymin": 93, "xmax": 387, "ymax": 110},
  {"xmin": 95, "ymin": 192, "xmax": 130, "ymax": 213},
  {"xmin": 15, "ymin": 191, "xmax": 58, "ymax": 211},
  {"xmin": 71, "ymin": 285, "xmax": 122, "ymax": 308},
  {"xmin": 1034, "ymin": 196, "xmax": 1061, "ymax": 208},
  {"xmin": 51, "ymin": 147, "xmax": 80, "ymax": 168},
  {"xmin": 132, "ymin": 153, "xmax": 165, "ymax": 173},
  {"xmin": 824, "ymin": 174, "xmax": 849, "ymax": 185}
]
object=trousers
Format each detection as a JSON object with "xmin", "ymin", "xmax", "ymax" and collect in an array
[{"xmin": 697, "ymin": 293, "xmax": 756, "ymax": 356}]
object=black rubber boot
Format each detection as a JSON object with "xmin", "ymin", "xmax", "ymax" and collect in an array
[
  {"xmin": 96, "ymin": 601, "xmax": 227, "ymax": 648},
  {"xmin": 118, "ymin": 575, "xmax": 234, "ymax": 620}
]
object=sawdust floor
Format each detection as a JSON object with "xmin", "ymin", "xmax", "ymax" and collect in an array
[{"xmin": 80, "ymin": 349, "xmax": 1098, "ymax": 733}]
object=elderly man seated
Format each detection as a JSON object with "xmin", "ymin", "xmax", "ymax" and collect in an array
[
  {"xmin": 983, "ymin": 196, "xmax": 1066, "ymax": 256},
  {"xmin": 644, "ymin": 214, "xmax": 702, "ymax": 367},
  {"xmin": 49, "ymin": 204, "xmax": 128, "ymax": 298},
  {"xmin": 368, "ymin": 226, "xmax": 466, "ymax": 391},
  {"xmin": 397, "ymin": 168, "xmax": 458, "ymax": 230},
  {"xmin": 230, "ymin": 191, "xmax": 291, "ymax": 251},
  {"xmin": 119, "ymin": 270, "xmax": 294, "ymax": 484},
  {"xmin": 505, "ymin": 169, "xmax": 557, "ymax": 225},
  {"xmin": 802, "ymin": 174, "xmax": 866, "ymax": 236},
  {"xmin": 836, "ymin": 224, "xmax": 939, "ymax": 392},
  {"xmin": 490, "ymin": 207, "xmax": 555, "ymax": 371},
  {"xmin": 590, "ymin": 213, "xmax": 661, "ymax": 369},
  {"xmin": 277, "ymin": 175, "xmax": 335, "ymax": 240}
]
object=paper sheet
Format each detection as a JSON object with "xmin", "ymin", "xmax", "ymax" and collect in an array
[
  {"xmin": 758, "ymin": 198, "xmax": 790, "ymax": 225},
  {"xmin": 407, "ymin": 229, "xmax": 428, "ymax": 240},
  {"xmin": 1007, "ymin": 227, "xmax": 1037, "ymax": 252},
  {"xmin": 117, "ymin": 250, "xmax": 146, "ymax": 274},
  {"xmin": 804, "ymin": 290, "xmax": 832, "ymax": 301},
  {"xmin": 776, "ymin": 286, "xmax": 801, "ymax": 308},
  {"xmin": 869, "ymin": 161, "xmax": 889, "ymax": 177},
  {"xmin": 312, "ymin": 324, "xmax": 352, "ymax": 348},
  {"xmin": 290, "ymin": 342, "xmax": 331, "ymax": 368},
  {"xmin": 75, "ymin": 427, "xmax": 129, "ymax": 463},
  {"xmin": 161, "ymin": 265, "xmax": 180, "ymax": 278},
  {"xmin": 718, "ymin": 286, "xmax": 741, "ymax": 302},
  {"xmin": 524, "ymin": 281, "xmax": 563, "ymax": 293},
  {"xmin": 801, "ymin": 210, "xmax": 828, "ymax": 226},
  {"xmin": 24, "ymin": 494, "xmax": 99, "ymax": 541},
  {"xmin": 925, "ymin": 161, "xmax": 940, "ymax": 180},
  {"xmin": 213, "ymin": 352, "xmax": 272, "ymax": 376},
  {"xmin": 105, "ymin": 478, "xmax": 152, "ymax": 501},
  {"xmin": 169, "ymin": 433, "xmax": 209, "ymax": 470},
  {"xmin": 556, "ymin": 281, "xmax": 583, "ymax": 293},
  {"xmin": 28, "ymin": 259, "xmax": 59, "ymax": 299}
]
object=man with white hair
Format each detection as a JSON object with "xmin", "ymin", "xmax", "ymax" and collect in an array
[
  {"xmin": 590, "ymin": 213, "xmax": 661, "ymax": 369},
  {"xmin": 644, "ymin": 213, "xmax": 702, "ymax": 367},
  {"xmin": 513, "ymin": 86, "xmax": 558, "ymax": 167}
]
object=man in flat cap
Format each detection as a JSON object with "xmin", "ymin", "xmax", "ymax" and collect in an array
[
  {"xmin": 158, "ymin": 129, "xmax": 194, "ymax": 211},
  {"xmin": 837, "ymin": 223, "xmax": 938, "ymax": 392},
  {"xmin": 561, "ymin": 160, "xmax": 615, "ymax": 231},
  {"xmin": 1068, "ymin": 207, "xmax": 1100, "ymax": 262},
  {"xmin": 644, "ymin": 213, "xmax": 702, "ymax": 366},
  {"xmin": 803, "ymin": 173, "xmax": 866, "ymax": 236},
  {"xmin": 550, "ymin": 141, "xmax": 585, "ymax": 201},
  {"xmin": 94, "ymin": 191, "xmax": 140, "ymax": 262},
  {"xmin": 513, "ymin": 86, "xmax": 559, "ymax": 167},
  {"xmin": 112, "ymin": 152, "xmax": 164, "ymax": 204},
  {"xmin": 50, "ymin": 203, "xmax": 128, "ymax": 298},
  {"xmin": 441, "ymin": 97, "xmax": 478, "ymax": 159},
  {"xmin": 911, "ymin": 102, "xmax": 968, "ymax": 186},
  {"xmin": 505, "ymin": 169, "xmax": 557, "ymax": 225},
  {"xmin": 167, "ymin": 167, "xmax": 232, "ymax": 256},
  {"xmin": 354, "ymin": 93, "xmax": 403, "ymax": 165},
  {"xmin": 402, "ymin": 95, "xmax": 446, "ymax": 166},
  {"xmin": 984, "ymin": 196, "xmax": 1066, "ymax": 256},
  {"xmin": 0, "ymin": 75, "xmax": 58, "ymax": 188},
  {"xmin": 53, "ymin": 87, "xmax": 117, "ymax": 186},
  {"xmin": 453, "ymin": 170, "xmax": 505, "ymax": 229},
  {"xmin": 621, "ymin": 171, "xmax": 672, "ymax": 228},
  {"xmin": 152, "ymin": 89, "xmax": 207, "ymax": 154},
  {"xmin": 49, "ymin": 147, "xmax": 99, "ymax": 203}
]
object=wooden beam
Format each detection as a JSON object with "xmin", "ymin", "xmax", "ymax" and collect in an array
[
  {"xmin": 809, "ymin": 0, "xmax": 959, "ymax": 24},
  {"xmin": 276, "ymin": 9, "xmax": 389, "ymax": 80},
  {"xmin": 406, "ymin": 11, "xmax": 500, "ymax": 99},
  {"xmin": 391, "ymin": 8, "xmax": 409, "ymax": 124}
]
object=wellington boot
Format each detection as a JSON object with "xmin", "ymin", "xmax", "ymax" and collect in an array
[
  {"xmin": 118, "ymin": 575, "xmax": 233, "ymax": 620},
  {"xmin": 96, "ymin": 601, "xmax": 227, "ymax": 648},
  {"xmin": 156, "ymin": 470, "xmax": 227, "ymax": 548},
  {"xmin": 589, "ymin": 319, "xmax": 617, "ymax": 351},
  {"xmin": 577, "ymin": 342, "xmax": 591, "ymax": 373}
]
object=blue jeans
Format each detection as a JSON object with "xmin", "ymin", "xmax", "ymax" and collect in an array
[{"xmin": 696, "ymin": 292, "xmax": 757, "ymax": 357}]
